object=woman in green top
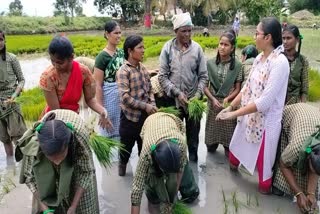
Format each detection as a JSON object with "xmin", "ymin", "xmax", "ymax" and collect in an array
[
  {"xmin": 19, "ymin": 110, "xmax": 99, "ymax": 214},
  {"xmin": 240, "ymin": 45, "xmax": 258, "ymax": 88},
  {"xmin": 94, "ymin": 21, "xmax": 124, "ymax": 139},
  {"xmin": 204, "ymin": 30, "xmax": 242, "ymax": 156},
  {"xmin": 282, "ymin": 24, "xmax": 309, "ymax": 105}
]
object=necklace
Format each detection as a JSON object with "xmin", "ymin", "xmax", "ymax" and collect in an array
[{"xmin": 106, "ymin": 46, "xmax": 116, "ymax": 52}]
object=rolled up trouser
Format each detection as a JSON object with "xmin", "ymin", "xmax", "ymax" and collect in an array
[{"xmin": 179, "ymin": 161, "xmax": 199, "ymax": 203}]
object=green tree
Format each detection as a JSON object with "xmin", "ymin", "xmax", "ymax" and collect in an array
[
  {"xmin": 289, "ymin": 0, "xmax": 320, "ymax": 13},
  {"xmin": 94, "ymin": 0, "xmax": 144, "ymax": 23},
  {"xmin": 241, "ymin": 0, "xmax": 282, "ymax": 24},
  {"xmin": 8, "ymin": 0, "xmax": 23, "ymax": 16},
  {"xmin": 54, "ymin": 0, "xmax": 87, "ymax": 24}
]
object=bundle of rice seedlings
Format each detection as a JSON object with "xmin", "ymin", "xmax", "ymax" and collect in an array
[
  {"xmin": 158, "ymin": 106, "xmax": 180, "ymax": 117},
  {"xmin": 223, "ymin": 102, "xmax": 231, "ymax": 108},
  {"xmin": 173, "ymin": 201, "xmax": 192, "ymax": 214},
  {"xmin": 89, "ymin": 132, "xmax": 124, "ymax": 168},
  {"xmin": 187, "ymin": 98, "xmax": 206, "ymax": 122}
]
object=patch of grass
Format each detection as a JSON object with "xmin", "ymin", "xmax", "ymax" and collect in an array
[
  {"xmin": 309, "ymin": 68, "xmax": 320, "ymax": 101},
  {"xmin": 15, "ymin": 87, "xmax": 46, "ymax": 122}
]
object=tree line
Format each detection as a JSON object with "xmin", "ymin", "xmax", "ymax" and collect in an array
[{"xmin": 2, "ymin": 0, "xmax": 320, "ymax": 26}]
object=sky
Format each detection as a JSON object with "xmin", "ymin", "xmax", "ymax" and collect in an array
[{"xmin": 0, "ymin": 0, "xmax": 103, "ymax": 17}]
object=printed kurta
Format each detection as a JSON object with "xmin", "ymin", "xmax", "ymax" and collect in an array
[
  {"xmin": 229, "ymin": 52, "xmax": 289, "ymax": 181},
  {"xmin": 22, "ymin": 110, "xmax": 99, "ymax": 214},
  {"xmin": 273, "ymin": 103, "xmax": 320, "ymax": 196}
]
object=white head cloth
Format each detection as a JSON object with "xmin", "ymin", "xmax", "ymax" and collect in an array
[{"xmin": 172, "ymin": 12, "xmax": 193, "ymax": 30}]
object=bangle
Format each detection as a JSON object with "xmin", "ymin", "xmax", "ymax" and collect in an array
[
  {"xmin": 307, "ymin": 192, "xmax": 315, "ymax": 196},
  {"xmin": 43, "ymin": 209, "xmax": 54, "ymax": 214},
  {"xmin": 294, "ymin": 191, "xmax": 303, "ymax": 198}
]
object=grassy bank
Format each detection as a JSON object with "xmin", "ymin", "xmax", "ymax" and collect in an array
[{"xmin": 0, "ymin": 16, "xmax": 111, "ymax": 35}]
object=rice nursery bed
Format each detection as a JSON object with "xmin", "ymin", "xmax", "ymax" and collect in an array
[{"xmin": 6, "ymin": 34, "xmax": 255, "ymax": 60}]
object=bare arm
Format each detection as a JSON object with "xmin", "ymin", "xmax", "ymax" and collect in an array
[
  {"xmin": 93, "ymin": 67, "xmax": 105, "ymax": 106},
  {"xmin": 226, "ymin": 82, "xmax": 241, "ymax": 103},
  {"xmin": 279, "ymin": 159, "xmax": 303, "ymax": 194},
  {"xmin": 43, "ymin": 90, "xmax": 60, "ymax": 110},
  {"xmin": 68, "ymin": 186, "xmax": 85, "ymax": 211}
]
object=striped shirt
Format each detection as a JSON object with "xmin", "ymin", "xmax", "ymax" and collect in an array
[
  {"xmin": 116, "ymin": 60, "xmax": 155, "ymax": 122},
  {"xmin": 0, "ymin": 52, "xmax": 25, "ymax": 100},
  {"xmin": 131, "ymin": 112, "xmax": 188, "ymax": 206}
]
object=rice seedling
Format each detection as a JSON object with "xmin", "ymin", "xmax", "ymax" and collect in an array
[
  {"xmin": 89, "ymin": 133, "xmax": 125, "ymax": 168},
  {"xmin": 187, "ymin": 98, "xmax": 207, "ymax": 122},
  {"xmin": 158, "ymin": 106, "xmax": 180, "ymax": 117},
  {"xmin": 221, "ymin": 188, "xmax": 229, "ymax": 214},
  {"xmin": 15, "ymin": 87, "xmax": 46, "ymax": 121},
  {"xmin": 232, "ymin": 191, "xmax": 239, "ymax": 213},
  {"xmin": 173, "ymin": 201, "xmax": 192, "ymax": 214},
  {"xmin": 246, "ymin": 192, "xmax": 252, "ymax": 206},
  {"xmin": 254, "ymin": 194, "xmax": 260, "ymax": 207}
]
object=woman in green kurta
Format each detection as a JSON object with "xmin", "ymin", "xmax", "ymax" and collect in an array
[
  {"xmin": 282, "ymin": 24, "xmax": 309, "ymax": 105},
  {"xmin": 204, "ymin": 30, "xmax": 242, "ymax": 155},
  {"xmin": 18, "ymin": 110, "xmax": 99, "ymax": 214},
  {"xmin": 240, "ymin": 45, "xmax": 258, "ymax": 88}
]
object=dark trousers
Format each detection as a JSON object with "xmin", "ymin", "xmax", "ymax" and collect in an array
[
  {"xmin": 155, "ymin": 96, "xmax": 200, "ymax": 156},
  {"xmin": 179, "ymin": 109, "xmax": 200, "ymax": 157},
  {"xmin": 119, "ymin": 111, "xmax": 148, "ymax": 164}
]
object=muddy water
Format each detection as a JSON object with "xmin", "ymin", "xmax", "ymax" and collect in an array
[{"xmin": 0, "ymin": 57, "xmax": 305, "ymax": 213}]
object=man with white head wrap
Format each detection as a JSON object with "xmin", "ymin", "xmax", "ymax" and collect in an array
[{"xmin": 158, "ymin": 12, "xmax": 208, "ymax": 163}]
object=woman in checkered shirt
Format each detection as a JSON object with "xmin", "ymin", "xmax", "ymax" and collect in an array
[{"xmin": 272, "ymin": 103, "xmax": 320, "ymax": 213}]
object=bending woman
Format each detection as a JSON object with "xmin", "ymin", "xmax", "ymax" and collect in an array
[
  {"xmin": 18, "ymin": 109, "xmax": 99, "ymax": 214},
  {"xmin": 272, "ymin": 103, "xmax": 320, "ymax": 213},
  {"xmin": 39, "ymin": 35, "xmax": 112, "ymax": 129},
  {"xmin": 94, "ymin": 20, "xmax": 124, "ymax": 139},
  {"xmin": 217, "ymin": 17, "xmax": 290, "ymax": 194}
]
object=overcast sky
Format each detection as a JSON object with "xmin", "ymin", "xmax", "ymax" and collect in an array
[{"xmin": 0, "ymin": 0, "xmax": 103, "ymax": 17}]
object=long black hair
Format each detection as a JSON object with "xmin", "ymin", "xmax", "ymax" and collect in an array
[
  {"xmin": 123, "ymin": 35, "xmax": 143, "ymax": 60},
  {"xmin": 0, "ymin": 30, "xmax": 6, "ymax": 61},
  {"xmin": 282, "ymin": 24, "xmax": 302, "ymax": 56},
  {"xmin": 216, "ymin": 29, "xmax": 237, "ymax": 70},
  {"xmin": 260, "ymin": 17, "xmax": 282, "ymax": 49}
]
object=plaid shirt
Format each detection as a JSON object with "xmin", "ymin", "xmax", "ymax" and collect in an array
[
  {"xmin": 0, "ymin": 52, "xmax": 25, "ymax": 100},
  {"xmin": 23, "ymin": 110, "xmax": 99, "ymax": 213},
  {"xmin": 116, "ymin": 60, "xmax": 155, "ymax": 122},
  {"xmin": 131, "ymin": 112, "xmax": 188, "ymax": 206},
  {"xmin": 273, "ymin": 103, "xmax": 320, "ymax": 196}
]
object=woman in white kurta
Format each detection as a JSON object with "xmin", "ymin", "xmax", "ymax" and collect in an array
[{"xmin": 216, "ymin": 17, "xmax": 290, "ymax": 194}]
